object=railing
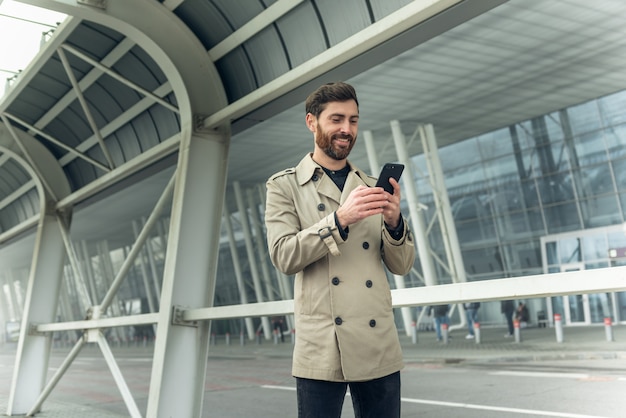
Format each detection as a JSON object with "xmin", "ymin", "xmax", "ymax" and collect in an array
[{"xmin": 36, "ymin": 265, "xmax": 626, "ymax": 333}]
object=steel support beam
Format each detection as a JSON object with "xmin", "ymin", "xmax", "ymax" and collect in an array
[
  {"xmin": 223, "ymin": 209, "xmax": 255, "ymax": 341},
  {"xmin": 147, "ymin": 130, "xmax": 229, "ymax": 418},
  {"xmin": 233, "ymin": 181, "xmax": 272, "ymax": 339},
  {"xmin": 390, "ymin": 120, "xmax": 437, "ymax": 287},
  {"xmin": 363, "ymin": 129, "xmax": 414, "ymax": 336}
]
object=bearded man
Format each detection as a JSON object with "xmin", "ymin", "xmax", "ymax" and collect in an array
[{"xmin": 264, "ymin": 81, "xmax": 415, "ymax": 418}]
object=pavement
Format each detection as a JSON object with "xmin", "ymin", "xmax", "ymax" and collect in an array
[
  {"xmin": 1, "ymin": 324, "xmax": 625, "ymax": 417},
  {"xmin": 208, "ymin": 323, "xmax": 626, "ymax": 364}
]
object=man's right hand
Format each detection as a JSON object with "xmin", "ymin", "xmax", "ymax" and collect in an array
[{"xmin": 335, "ymin": 185, "xmax": 388, "ymax": 229}]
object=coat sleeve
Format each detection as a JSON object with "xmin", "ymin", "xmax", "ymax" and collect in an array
[
  {"xmin": 380, "ymin": 219, "xmax": 415, "ymax": 275},
  {"xmin": 265, "ymin": 176, "xmax": 346, "ymax": 276}
]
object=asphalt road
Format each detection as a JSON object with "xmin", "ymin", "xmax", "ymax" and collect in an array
[{"xmin": 2, "ymin": 346, "xmax": 625, "ymax": 417}]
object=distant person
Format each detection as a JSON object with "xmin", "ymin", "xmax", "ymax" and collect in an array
[
  {"xmin": 501, "ymin": 300, "xmax": 515, "ymax": 337},
  {"xmin": 463, "ymin": 302, "xmax": 480, "ymax": 339},
  {"xmin": 515, "ymin": 302, "xmax": 529, "ymax": 327},
  {"xmin": 427, "ymin": 304, "xmax": 450, "ymax": 342},
  {"xmin": 272, "ymin": 316, "xmax": 285, "ymax": 342}
]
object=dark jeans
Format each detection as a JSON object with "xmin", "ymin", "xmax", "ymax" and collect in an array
[
  {"xmin": 296, "ymin": 371, "xmax": 401, "ymax": 418},
  {"xmin": 504, "ymin": 311, "xmax": 514, "ymax": 335}
]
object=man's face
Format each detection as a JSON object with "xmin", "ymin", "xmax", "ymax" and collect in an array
[{"xmin": 309, "ymin": 100, "xmax": 359, "ymax": 161}]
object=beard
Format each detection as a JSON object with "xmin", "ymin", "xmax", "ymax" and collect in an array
[{"xmin": 315, "ymin": 125, "xmax": 356, "ymax": 161}]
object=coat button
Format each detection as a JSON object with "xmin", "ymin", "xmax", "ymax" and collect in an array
[
  {"xmin": 369, "ymin": 319, "xmax": 376, "ymax": 327},
  {"xmin": 317, "ymin": 203, "xmax": 325, "ymax": 211},
  {"xmin": 365, "ymin": 280, "xmax": 373, "ymax": 288},
  {"xmin": 332, "ymin": 277, "xmax": 340, "ymax": 285},
  {"xmin": 335, "ymin": 317, "xmax": 343, "ymax": 325},
  {"xmin": 362, "ymin": 242, "xmax": 369, "ymax": 249},
  {"xmin": 312, "ymin": 174, "xmax": 319, "ymax": 181}
]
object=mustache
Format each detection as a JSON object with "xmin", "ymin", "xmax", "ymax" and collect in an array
[{"xmin": 332, "ymin": 133, "xmax": 354, "ymax": 141}]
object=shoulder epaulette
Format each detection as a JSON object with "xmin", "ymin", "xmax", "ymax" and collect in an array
[{"xmin": 268, "ymin": 167, "xmax": 296, "ymax": 181}]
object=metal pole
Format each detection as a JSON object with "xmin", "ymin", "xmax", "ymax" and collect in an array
[
  {"xmin": 554, "ymin": 313, "xmax": 564, "ymax": 343},
  {"xmin": 390, "ymin": 120, "xmax": 437, "ymax": 287},
  {"xmin": 365, "ymin": 128, "xmax": 415, "ymax": 335},
  {"xmin": 604, "ymin": 317, "xmax": 614, "ymax": 342},
  {"xmin": 234, "ymin": 181, "xmax": 272, "ymax": 339},
  {"xmin": 222, "ymin": 209, "xmax": 256, "ymax": 340},
  {"xmin": 474, "ymin": 322, "xmax": 481, "ymax": 344}
]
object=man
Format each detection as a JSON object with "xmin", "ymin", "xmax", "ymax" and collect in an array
[
  {"xmin": 264, "ymin": 82, "xmax": 415, "ymax": 417},
  {"xmin": 427, "ymin": 304, "xmax": 450, "ymax": 342},
  {"xmin": 463, "ymin": 302, "xmax": 480, "ymax": 339},
  {"xmin": 501, "ymin": 299, "xmax": 515, "ymax": 337}
]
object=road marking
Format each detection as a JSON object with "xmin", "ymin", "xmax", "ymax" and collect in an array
[
  {"xmin": 261, "ymin": 385, "xmax": 610, "ymax": 418},
  {"xmin": 261, "ymin": 385, "xmax": 295, "ymax": 391},
  {"xmin": 400, "ymin": 398, "xmax": 611, "ymax": 418},
  {"xmin": 490, "ymin": 370, "xmax": 590, "ymax": 379}
]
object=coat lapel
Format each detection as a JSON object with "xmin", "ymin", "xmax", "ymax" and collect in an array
[{"xmin": 316, "ymin": 174, "xmax": 341, "ymax": 204}]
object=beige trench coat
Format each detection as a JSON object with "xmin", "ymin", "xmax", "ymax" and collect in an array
[{"xmin": 265, "ymin": 154, "xmax": 415, "ymax": 382}]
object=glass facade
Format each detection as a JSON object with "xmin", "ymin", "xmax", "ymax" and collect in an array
[
  {"xmin": 412, "ymin": 90, "xmax": 626, "ymax": 283},
  {"xmin": 408, "ymin": 89, "xmax": 626, "ymax": 325}
]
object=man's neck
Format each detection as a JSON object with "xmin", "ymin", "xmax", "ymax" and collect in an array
[{"xmin": 311, "ymin": 151, "xmax": 347, "ymax": 171}]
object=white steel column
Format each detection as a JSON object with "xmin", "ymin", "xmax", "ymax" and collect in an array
[
  {"xmin": 363, "ymin": 130, "xmax": 413, "ymax": 336},
  {"xmin": 390, "ymin": 121, "xmax": 437, "ymax": 287},
  {"xmin": 132, "ymin": 220, "xmax": 157, "ymax": 334},
  {"xmin": 223, "ymin": 208, "xmax": 255, "ymax": 340},
  {"xmin": 147, "ymin": 131, "xmax": 229, "ymax": 418},
  {"xmin": 233, "ymin": 181, "xmax": 272, "ymax": 339},
  {"xmin": 247, "ymin": 187, "xmax": 276, "ymax": 302},
  {"xmin": 7, "ymin": 212, "xmax": 67, "ymax": 415},
  {"xmin": 420, "ymin": 124, "xmax": 467, "ymax": 284}
]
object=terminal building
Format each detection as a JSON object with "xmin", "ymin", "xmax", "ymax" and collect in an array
[{"xmin": 0, "ymin": 0, "xmax": 625, "ymax": 416}]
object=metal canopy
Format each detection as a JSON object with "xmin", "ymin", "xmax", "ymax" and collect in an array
[{"xmin": 1, "ymin": 0, "xmax": 626, "ymax": 254}]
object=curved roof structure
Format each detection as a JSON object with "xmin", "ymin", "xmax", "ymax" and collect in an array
[{"xmin": 0, "ymin": 0, "xmax": 624, "ymax": 247}]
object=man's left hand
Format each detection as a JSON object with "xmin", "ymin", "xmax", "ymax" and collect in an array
[{"xmin": 383, "ymin": 178, "xmax": 402, "ymax": 229}]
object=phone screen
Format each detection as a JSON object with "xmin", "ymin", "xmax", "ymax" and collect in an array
[{"xmin": 375, "ymin": 163, "xmax": 404, "ymax": 194}]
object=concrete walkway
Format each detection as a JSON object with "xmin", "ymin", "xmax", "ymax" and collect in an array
[{"xmin": 1, "ymin": 324, "xmax": 624, "ymax": 417}]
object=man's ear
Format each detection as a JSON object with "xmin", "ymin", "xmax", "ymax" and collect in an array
[{"xmin": 305, "ymin": 113, "xmax": 316, "ymax": 133}]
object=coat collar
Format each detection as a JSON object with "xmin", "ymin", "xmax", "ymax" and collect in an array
[{"xmin": 295, "ymin": 153, "xmax": 372, "ymax": 204}]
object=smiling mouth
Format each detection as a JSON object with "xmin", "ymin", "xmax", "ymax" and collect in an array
[{"xmin": 333, "ymin": 135, "xmax": 352, "ymax": 144}]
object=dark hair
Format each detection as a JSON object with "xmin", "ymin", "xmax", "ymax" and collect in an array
[{"xmin": 305, "ymin": 82, "xmax": 359, "ymax": 118}]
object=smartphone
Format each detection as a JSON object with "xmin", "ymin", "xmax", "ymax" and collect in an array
[{"xmin": 375, "ymin": 163, "xmax": 404, "ymax": 194}]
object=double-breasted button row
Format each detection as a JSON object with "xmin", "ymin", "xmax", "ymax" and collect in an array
[
  {"xmin": 330, "ymin": 277, "xmax": 373, "ymax": 288},
  {"xmin": 334, "ymin": 317, "xmax": 377, "ymax": 327},
  {"xmin": 312, "ymin": 174, "xmax": 319, "ymax": 181},
  {"xmin": 317, "ymin": 203, "xmax": 325, "ymax": 211}
]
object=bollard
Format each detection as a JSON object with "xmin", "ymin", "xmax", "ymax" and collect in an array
[
  {"xmin": 513, "ymin": 319, "xmax": 522, "ymax": 343},
  {"xmin": 604, "ymin": 317, "xmax": 614, "ymax": 342},
  {"xmin": 442, "ymin": 323, "xmax": 449, "ymax": 344},
  {"xmin": 474, "ymin": 322, "xmax": 481, "ymax": 344},
  {"xmin": 225, "ymin": 332, "xmax": 231, "ymax": 346},
  {"xmin": 273, "ymin": 329, "xmax": 279, "ymax": 345},
  {"xmin": 240, "ymin": 330, "xmax": 245, "ymax": 346},
  {"xmin": 411, "ymin": 321, "xmax": 418, "ymax": 344},
  {"xmin": 554, "ymin": 313, "xmax": 564, "ymax": 343}
]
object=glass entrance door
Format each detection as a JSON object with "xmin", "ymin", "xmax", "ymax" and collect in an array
[{"xmin": 560, "ymin": 264, "xmax": 590, "ymax": 325}]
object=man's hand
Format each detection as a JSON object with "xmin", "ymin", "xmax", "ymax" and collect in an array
[
  {"xmin": 336, "ymin": 179, "xmax": 402, "ymax": 229},
  {"xmin": 382, "ymin": 178, "xmax": 402, "ymax": 229}
]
